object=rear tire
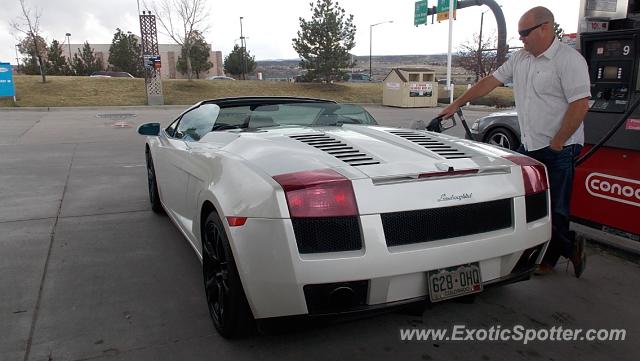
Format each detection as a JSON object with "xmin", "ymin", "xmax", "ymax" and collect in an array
[
  {"xmin": 202, "ymin": 211, "xmax": 255, "ymax": 338},
  {"xmin": 485, "ymin": 127, "xmax": 519, "ymax": 150},
  {"xmin": 145, "ymin": 150, "xmax": 164, "ymax": 214}
]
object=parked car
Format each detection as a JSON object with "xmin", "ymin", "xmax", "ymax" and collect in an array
[
  {"xmin": 468, "ymin": 109, "xmax": 521, "ymax": 150},
  {"xmin": 344, "ymin": 73, "xmax": 375, "ymax": 82},
  {"xmin": 138, "ymin": 97, "xmax": 550, "ymax": 337},
  {"xmin": 89, "ymin": 71, "xmax": 134, "ymax": 78},
  {"xmin": 207, "ymin": 75, "xmax": 235, "ymax": 80}
]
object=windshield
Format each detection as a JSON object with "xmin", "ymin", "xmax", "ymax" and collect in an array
[{"xmin": 211, "ymin": 102, "xmax": 378, "ymax": 131}]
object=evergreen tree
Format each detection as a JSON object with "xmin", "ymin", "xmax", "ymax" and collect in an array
[
  {"xmin": 72, "ymin": 42, "xmax": 103, "ymax": 75},
  {"xmin": 108, "ymin": 28, "xmax": 142, "ymax": 77},
  {"xmin": 17, "ymin": 35, "xmax": 47, "ymax": 75},
  {"xmin": 177, "ymin": 31, "xmax": 213, "ymax": 79},
  {"xmin": 554, "ymin": 23, "xmax": 565, "ymax": 40},
  {"xmin": 46, "ymin": 39, "xmax": 71, "ymax": 75},
  {"xmin": 292, "ymin": 0, "xmax": 356, "ymax": 82},
  {"xmin": 223, "ymin": 44, "xmax": 255, "ymax": 77}
]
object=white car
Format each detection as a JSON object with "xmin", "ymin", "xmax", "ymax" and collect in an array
[
  {"xmin": 207, "ymin": 75, "xmax": 236, "ymax": 80},
  {"xmin": 138, "ymin": 97, "xmax": 551, "ymax": 337}
]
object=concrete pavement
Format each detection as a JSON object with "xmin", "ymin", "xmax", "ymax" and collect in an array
[{"xmin": 0, "ymin": 106, "xmax": 638, "ymax": 361}]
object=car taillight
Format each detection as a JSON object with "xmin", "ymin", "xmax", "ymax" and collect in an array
[
  {"xmin": 273, "ymin": 169, "xmax": 358, "ymax": 217},
  {"xmin": 504, "ymin": 155, "xmax": 549, "ymax": 195}
]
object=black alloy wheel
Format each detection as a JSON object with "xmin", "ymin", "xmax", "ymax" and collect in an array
[
  {"xmin": 145, "ymin": 150, "xmax": 164, "ymax": 214},
  {"xmin": 202, "ymin": 212, "xmax": 254, "ymax": 337}
]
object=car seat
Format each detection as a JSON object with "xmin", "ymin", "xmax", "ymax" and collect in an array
[{"xmin": 248, "ymin": 115, "xmax": 278, "ymax": 128}]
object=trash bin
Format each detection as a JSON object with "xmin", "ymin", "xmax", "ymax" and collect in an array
[{"xmin": 382, "ymin": 67, "xmax": 438, "ymax": 108}]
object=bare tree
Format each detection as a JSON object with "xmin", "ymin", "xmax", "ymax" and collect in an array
[
  {"xmin": 11, "ymin": 0, "xmax": 46, "ymax": 83},
  {"xmin": 455, "ymin": 32, "xmax": 499, "ymax": 83},
  {"xmin": 149, "ymin": 0, "xmax": 210, "ymax": 80}
]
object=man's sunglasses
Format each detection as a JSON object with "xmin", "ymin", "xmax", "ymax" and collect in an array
[{"xmin": 519, "ymin": 22, "xmax": 547, "ymax": 37}]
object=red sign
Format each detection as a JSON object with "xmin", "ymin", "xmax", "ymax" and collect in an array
[
  {"xmin": 586, "ymin": 173, "xmax": 640, "ymax": 208},
  {"xmin": 571, "ymin": 146, "xmax": 640, "ymax": 235}
]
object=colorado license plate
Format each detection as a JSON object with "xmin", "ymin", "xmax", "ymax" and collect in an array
[{"xmin": 428, "ymin": 263, "xmax": 483, "ymax": 302}]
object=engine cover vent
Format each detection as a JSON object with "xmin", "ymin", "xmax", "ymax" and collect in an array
[
  {"xmin": 290, "ymin": 134, "xmax": 380, "ymax": 166},
  {"xmin": 387, "ymin": 130, "xmax": 471, "ymax": 159}
]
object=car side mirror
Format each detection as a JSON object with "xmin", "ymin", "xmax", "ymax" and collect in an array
[{"xmin": 138, "ymin": 122, "xmax": 160, "ymax": 136}]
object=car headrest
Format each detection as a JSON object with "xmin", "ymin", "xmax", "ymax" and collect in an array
[
  {"xmin": 249, "ymin": 115, "xmax": 277, "ymax": 128},
  {"xmin": 315, "ymin": 114, "xmax": 339, "ymax": 125}
]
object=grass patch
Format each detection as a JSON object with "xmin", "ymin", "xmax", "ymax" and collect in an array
[
  {"xmin": 0, "ymin": 76, "xmax": 147, "ymax": 107},
  {"xmin": 0, "ymin": 75, "xmax": 514, "ymax": 108},
  {"xmin": 438, "ymin": 84, "xmax": 515, "ymax": 108}
]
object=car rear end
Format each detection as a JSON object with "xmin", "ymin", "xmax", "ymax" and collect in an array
[{"xmin": 225, "ymin": 129, "xmax": 551, "ymax": 320}]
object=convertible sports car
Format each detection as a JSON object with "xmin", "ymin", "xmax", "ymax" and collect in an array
[{"xmin": 138, "ymin": 97, "xmax": 551, "ymax": 337}]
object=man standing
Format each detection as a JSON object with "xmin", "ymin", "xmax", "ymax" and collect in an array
[{"xmin": 439, "ymin": 6, "xmax": 590, "ymax": 277}]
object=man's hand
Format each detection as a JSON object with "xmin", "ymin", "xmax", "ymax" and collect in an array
[
  {"xmin": 549, "ymin": 139, "xmax": 564, "ymax": 151},
  {"xmin": 550, "ymin": 98, "xmax": 590, "ymax": 152},
  {"xmin": 438, "ymin": 103, "xmax": 460, "ymax": 119}
]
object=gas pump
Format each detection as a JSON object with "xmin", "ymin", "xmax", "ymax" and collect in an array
[
  {"xmin": 426, "ymin": 0, "xmax": 640, "ymax": 253},
  {"xmin": 570, "ymin": 0, "xmax": 640, "ymax": 252}
]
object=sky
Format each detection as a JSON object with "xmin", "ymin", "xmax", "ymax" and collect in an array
[{"xmin": 1, "ymin": 0, "xmax": 583, "ymax": 65}]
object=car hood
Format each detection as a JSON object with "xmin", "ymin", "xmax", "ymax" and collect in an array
[
  {"xmin": 486, "ymin": 110, "xmax": 517, "ymax": 118},
  {"xmin": 195, "ymin": 125, "xmax": 516, "ymax": 179}
]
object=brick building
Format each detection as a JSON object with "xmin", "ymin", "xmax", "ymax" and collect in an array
[{"xmin": 67, "ymin": 43, "xmax": 223, "ymax": 79}]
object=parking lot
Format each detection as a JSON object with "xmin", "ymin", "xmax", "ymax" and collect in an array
[{"xmin": 1, "ymin": 105, "xmax": 639, "ymax": 361}]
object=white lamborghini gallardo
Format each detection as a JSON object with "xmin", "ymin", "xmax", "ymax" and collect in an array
[{"xmin": 138, "ymin": 97, "xmax": 551, "ymax": 337}]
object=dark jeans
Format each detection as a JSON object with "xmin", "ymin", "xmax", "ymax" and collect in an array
[{"xmin": 517, "ymin": 144, "xmax": 582, "ymax": 266}]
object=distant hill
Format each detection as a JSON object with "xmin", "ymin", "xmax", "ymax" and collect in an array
[{"xmin": 255, "ymin": 54, "xmax": 473, "ymax": 83}]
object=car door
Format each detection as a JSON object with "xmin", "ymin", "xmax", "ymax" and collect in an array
[
  {"xmin": 155, "ymin": 104, "xmax": 219, "ymax": 224},
  {"xmin": 154, "ymin": 117, "xmax": 191, "ymax": 224}
]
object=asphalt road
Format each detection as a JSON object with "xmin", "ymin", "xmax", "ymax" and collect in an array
[{"xmin": 1, "ymin": 105, "xmax": 638, "ymax": 361}]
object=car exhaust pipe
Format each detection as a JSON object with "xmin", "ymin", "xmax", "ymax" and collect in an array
[{"xmin": 328, "ymin": 286, "xmax": 356, "ymax": 309}]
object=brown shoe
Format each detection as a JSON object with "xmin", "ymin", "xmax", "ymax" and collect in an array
[
  {"xmin": 570, "ymin": 235, "xmax": 587, "ymax": 278},
  {"xmin": 534, "ymin": 263, "xmax": 555, "ymax": 276}
]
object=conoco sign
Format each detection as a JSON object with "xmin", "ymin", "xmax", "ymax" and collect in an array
[{"xmin": 586, "ymin": 172, "xmax": 640, "ymax": 207}]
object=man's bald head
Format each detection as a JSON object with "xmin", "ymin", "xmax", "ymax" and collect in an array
[
  {"xmin": 526, "ymin": 6, "xmax": 555, "ymax": 25},
  {"xmin": 518, "ymin": 6, "xmax": 556, "ymax": 56}
]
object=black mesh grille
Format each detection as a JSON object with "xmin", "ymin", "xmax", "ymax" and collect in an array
[
  {"xmin": 387, "ymin": 130, "xmax": 471, "ymax": 159},
  {"xmin": 525, "ymin": 191, "xmax": 548, "ymax": 223},
  {"xmin": 290, "ymin": 134, "xmax": 380, "ymax": 166},
  {"xmin": 292, "ymin": 216, "xmax": 363, "ymax": 254},
  {"xmin": 381, "ymin": 199, "xmax": 513, "ymax": 247}
]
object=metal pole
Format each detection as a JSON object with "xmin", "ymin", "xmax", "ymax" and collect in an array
[
  {"xmin": 65, "ymin": 33, "xmax": 72, "ymax": 60},
  {"xmin": 477, "ymin": 11, "xmax": 485, "ymax": 82},
  {"xmin": 240, "ymin": 17, "xmax": 245, "ymax": 80},
  {"xmin": 456, "ymin": 0, "xmax": 507, "ymax": 66},
  {"xmin": 244, "ymin": 37, "xmax": 249, "ymax": 78},
  {"xmin": 369, "ymin": 24, "xmax": 373, "ymax": 78},
  {"xmin": 15, "ymin": 44, "xmax": 20, "ymax": 70},
  {"xmin": 447, "ymin": 0, "xmax": 454, "ymax": 104},
  {"xmin": 369, "ymin": 21, "xmax": 392, "ymax": 80}
]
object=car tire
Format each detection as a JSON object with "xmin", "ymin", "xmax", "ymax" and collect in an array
[
  {"xmin": 202, "ymin": 211, "xmax": 255, "ymax": 338},
  {"xmin": 145, "ymin": 150, "xmax": 165, "ymax": 214},
  {"xmin": 485, "ymin": 127, "xmax": 519, "ymax": 150}
]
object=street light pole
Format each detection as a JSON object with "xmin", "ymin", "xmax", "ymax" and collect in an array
[
  {"xmin": 65, "ymin": 33, "xmax": 72, "ymax": 60},
  {"xmin": 476, "ymin": 11, "xmax": 488, "ymax": 82},
  {"xmin": 369, "ymin": 20, "xmax": 393, "ymax": 79},
  {"xmin": 239, "ymin": 17, "xmax": 245, "ymax": 80}
]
